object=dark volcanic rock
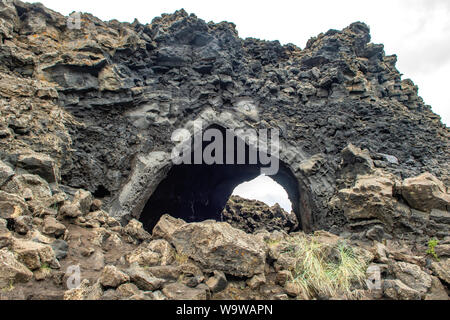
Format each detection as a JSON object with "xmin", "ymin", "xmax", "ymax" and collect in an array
[
  {"xmin": 222, "ymin": 195, "xmax": 298, "ymax": 233},
  {"xmin": 0, "ymin": 2, "xmax": 448, "ymax": 242}
]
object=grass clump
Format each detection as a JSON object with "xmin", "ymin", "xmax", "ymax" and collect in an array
[
  {"xmin": 1, "ymin": 281, "xmax": 15, "ymax": 293},
  {"xmin": 174, "ymin": 252, "xmax": 189, "ymax": 265},
  {"xmin": 426, "ymin": 238, "xmax": 439, "ymax": 261},
  {"xmin": 286, "ymin": 236, "xmax": 369, "ymax": 299}
]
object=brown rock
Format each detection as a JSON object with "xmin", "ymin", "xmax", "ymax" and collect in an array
[
  {"xmin": 12, "ymin": 239, "xmax": 59, "ymax": 270},
  {"xmin": 3, "ymin": 174, "xmax": 52, "ymax": 200},
  {"xmin": 116, "ymin": 283, "xmax": 141, "ymax": 298},
  {"xmin": 0, "ymin": 160, "xmax": 14, "ymax": 187},
  {"xmin": 73, "ymin": 189, "xmax": 93, "ymax": 215},
  {"xmin": 337, "ymin": 172, "xmax": 407, "ymax": 229},
  {"xmin": 0, "ymin": 190, "xmax": 29, "ymax": 219},
  {"xmin": 391, "ymin": 261, "xmax": 432, "ymax": 295},
  {"xmin": 152, "ymin": 214, "xmax": 186, "ymax": 241},
  {"xmin": 17, "ymin": 153, "xmax": 59, "ymax": 183},
  {"xmin": 206, "ymin": 271, "xmax": 227, "ymax": 293},
  {"xmin": 0, "ymin": 248, "xmax": 33, "ymax": 287},
  {"xmin": 64, "ymin": 279, "xmax": 103, "ymax": 300},
  {"xmin": 145, "ymin": 265, "xmax": 180, "ymax": 281},
  {"xmin": 383, "ymin": 279, "xmax": 421, "ymax": 300},
  {"xmin": 126, "ymin": 263, "xmax": 166, "ymax": 291},
  {"xmin": 59, "ymin": 203, "xmax": 82, "ymax": 218},
  {"xmin": 162, "ymin": 282, "xmax": 207, "ymax": 300},
  {"xmin": 425, "ymin": 276, "xmax": 449, "ymax": 300},
  {"xmin": 400, "ymin": 173, "xmax": 450, "ymax": 212},
  {"xmin": 246, "ymin": 273, "xmax": 266, "ymax": 290},
  {"xmin": 42, "ymin": 216, "xmax": 66, "ymax": 237},
  {"xmin": 431, "ymin": 258, "xmax": 450, "ymax": 285},
  {"xmin": 123, "ymin": 219, "xmax": 151, "ymax": 243},
  {"xmin": 125, "ymin": 243, "xmax": 161, "ymax": 267},
  {"xmin": 99, "ymin": 265, "xmax": 130, "ymax": 288},
  {"xmin": 166, "ymin": 220, "xmax": 267, "ymax": 277}
]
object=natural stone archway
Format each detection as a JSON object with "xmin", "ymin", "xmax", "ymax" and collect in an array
[
  {"xmin": 139, "ymin": 155, "xmax": 301, "ymax": 232},
  {"xmin": 108, "ymin": 110, "xmax": 319, "ymax": 232}
]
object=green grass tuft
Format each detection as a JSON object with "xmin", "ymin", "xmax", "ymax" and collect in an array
[{"xmin": 286, "ymin": 236, "xmax": 369, "ymax": 299}]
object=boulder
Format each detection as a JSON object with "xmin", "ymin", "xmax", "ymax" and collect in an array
[
  {"xmin": 162, "ymin": 282, "xmax": 208, "ymax": 300},
  {"xmin": 64, "ymin": 279, "xmax": 103, "ymax": 300},
  {"xmin": 125, "ymin": 243, "xmax": 162, "ymax": 267},
  {"xmin": 0, "ymin": 160, "xmax": 14, "ymax": 187},
  {"xmin": 123, "ymin": 219, "xmax": 151, "ymax": 243},
  {"xmin": 383, "ymin": 279, "xmax": 421, "ymax": 300},
  {"xmin": 145, "ymin": 265, "xmax": 181, "ymax": 281},
  {"xmin": 431, "ymin": 258, "xmax": 450, "ymax": 285},
  {"xmin": 17, "ymin": 153, "xmax": 59, "ymax": 183},
  {"xmin": 73, "ymin": 190, "xmax": 93, "ymax": 215},
  {"xmin": 152, "ymin": 214, "xmax": 186, "ymax": 241},
  {"xmin": 147, "ymin": 239, "xmax": 176, "ymax": 266},
  {"xmin": 99, "ymin": 265, "xmax": 130, "ymax": 288},
  {"xmin": 166, "ymin": 220, "xmax": 267, "ymax": 277},
  {"xmin": 0, "ymin": 228, "xmax": 13, "ymax": 249},
  {"xmin": 400, "ymin": 173, "xmax": 450, "ymax": 213},
  {"xmin": 59, "ymin": 203, "xmax": 82, "ymax": 218},
  {"xmin": 0, "ymin": 248, "xmax": 33, "ymax": 287},
  {"xmin": 12, "ymin": 239, "xmax": 59, "ymax": 270},
  {"xmin": 116, "ymin": 283, "xmax": 141, "ymax": 298},
  {"xmin": 2, "ymin": 174, "xmax": 52, "ymax": 200},
  {"xmin": 59, "ymin": 189, "xmax": 93, "ymax": 219},
  {"xmin": 391, "ymin": 261, "xmax": 432, "ymax": 295},
  {"xmin": 336, "ymin": 173, "xmax": 406, "ymax": 229},
  {"xmin": 425, "ymin": 276, "xmax": 449, "ymax": 300},
  {"xmin": 246, "ymin": 273, "xmax": 266, "ymax": 290},
  {"xmin": 42, "ymin": 216, "xmax": 66, "ymax": 237},
  {"xmin": 0, "ymin": 190, "xmax": 29, "ymax": 219},
  {"xmin": 125, "ymin": 263, "xmax": 166, "ymax": 291},
  {"xmin": 205, "ymin": 271, "xmax": 227, "ymax": 293}
]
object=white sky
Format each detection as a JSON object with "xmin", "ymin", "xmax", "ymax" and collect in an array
[
  {"xmin": 35, "ymin": 0, "xmax": 450, "ymax": 125},
  {"xmin": 232, "ymin": 175, "xmax": 293, "ymax": 212},
  {"xmin": 33, "ymin": 0, "xmax": 449, "ymax": 208}
]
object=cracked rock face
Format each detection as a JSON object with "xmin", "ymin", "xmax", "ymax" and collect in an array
[{"xmin": 1, "ymin": 1, "xmax": 448, "ymax": 234}]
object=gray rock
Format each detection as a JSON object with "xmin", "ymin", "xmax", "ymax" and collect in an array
[
  {"xmin": 162, "ymin": 282, "xmax": 207, "ymax": 300},
  {"xmin": 50, "ymin": 239, "xmax": 69, "ymax": 260},
  {"xmin": 126, "ymin": 263, "xmax": 167, "ymax": 291},
  {"xmin": 0, "ymin": 160, "xmax": 14, "ymax": 188},
  {"xmin": 17, "ymin": 153, "xmax": 59, "ymax": 183}
]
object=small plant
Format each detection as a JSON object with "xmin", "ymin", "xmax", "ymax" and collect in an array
[
  {"xmin": 264, "ymin": 238, "xmax": 281, "ymax": 247},
  {"xmin": 426, "ymin": 238, "xmax": 439, "ymax": 261},
  {"xmin": 41, "ymin": 263, "xmax": 51, "ymax": 271},
  {"xmin": 1, "ymin": 281, "xmax": 14, "ymax": 293},
  {"xmin": 174, "ymin": 252, "xmax": 189, "ymax": 265}
]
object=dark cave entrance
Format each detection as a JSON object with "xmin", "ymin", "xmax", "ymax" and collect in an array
[{"xmin": 139, "ymin": 125, "xmax": 301, "ymax": 232}]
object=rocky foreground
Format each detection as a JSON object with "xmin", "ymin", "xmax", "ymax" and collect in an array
[{"xmin": 0, "ymin": 157, "xmax": 449, "ymax": 300}]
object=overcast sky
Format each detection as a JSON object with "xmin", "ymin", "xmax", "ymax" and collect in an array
[
  {"xmin": 34, "ymin": 0, "xmax": 449, "ymax": 209},
  {"xmin": 232, "ymin": 175, "xmax": 293, "ymax": 212}
]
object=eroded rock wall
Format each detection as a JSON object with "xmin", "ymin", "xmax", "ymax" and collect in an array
[{"xmin": 0, "ymin": 0, "xmax": 448, "ymax": 233}]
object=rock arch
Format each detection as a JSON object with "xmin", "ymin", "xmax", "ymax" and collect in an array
[{"xmin": 109, "ymin": 110, "xmax": 320, "ymax": 232}]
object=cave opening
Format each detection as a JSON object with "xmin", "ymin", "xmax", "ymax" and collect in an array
[
  {"xmin": 232, "ymin": 175, "xmax": 293, "ymax": 213},
  {"xmin": 139, "ymin": 125, "xmax": 301, "ymax": 232}
]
